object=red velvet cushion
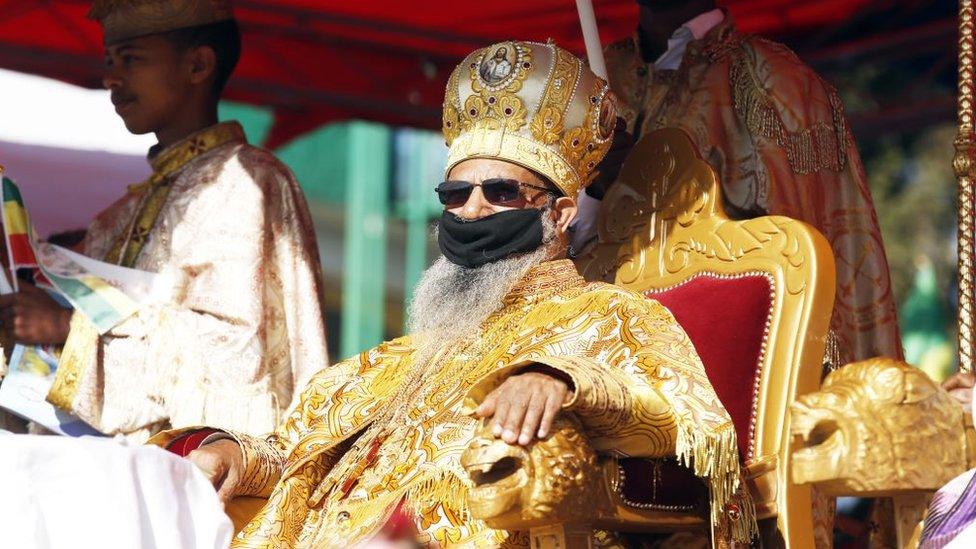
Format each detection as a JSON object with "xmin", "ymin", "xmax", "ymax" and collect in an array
[
  {"xmin": 166, "ymin": 429, "xmax": 220, "ymax": 457},
  {"xmin": 617, "ymin": 274, "xmax": 772, "ymax": 508},
  {"xmin": 647, "ymin": 274, "xmax": 773, "ymax": 461}
]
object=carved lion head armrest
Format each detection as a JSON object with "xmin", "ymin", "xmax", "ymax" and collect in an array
[
  {"xmin": 791, "ymin": 357, "xmax": 974, "ymax": 496},
  {"xmin": 461, "ymin": 415, "xmax": 612, "ymax": 531},
  {"xmin": 461, "ymin": 414, "xmax": 717, "ymax": 537}
]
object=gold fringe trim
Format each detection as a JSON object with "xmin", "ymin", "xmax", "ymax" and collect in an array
[
  {"xmin": 674, "ymin": 419, "xmax": 758, "ymax": 543},
  {"xmin": 404, "ymin": 470, "xmax": 472, "ymax": 523},
  {"xmin": 46, "ymin": 313, "xmax": 99, "ymax": 414},
  {"xmin": 730, "ymin": 49, "xmax": 848, "ymax": 176}
]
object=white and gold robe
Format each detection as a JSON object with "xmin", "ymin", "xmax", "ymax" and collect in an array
[{"xmin": 48, "ymin": 121, "xmax": 329, "ymax": 441}]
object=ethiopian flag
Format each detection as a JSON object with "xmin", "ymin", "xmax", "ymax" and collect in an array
[
  {"xmin": 1, "ymin": 177, "xmax": 158, "ymax": 334},
  {"xmin": 2, "ymin": 176, "xmax": 47, "ymax": 287}
]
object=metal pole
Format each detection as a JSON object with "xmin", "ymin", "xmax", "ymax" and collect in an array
[
  {"xmin": 955, "ymin": 0, "xmax": 976, "ymax": 373},
  {"xmin": 575, "ymin": 0, "xmax": 608, "ymax": 80}
]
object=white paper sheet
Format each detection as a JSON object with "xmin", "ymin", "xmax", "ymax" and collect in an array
[{"xmin": 0, "ymin": 343, "xmax": 102, "ymax": 436}]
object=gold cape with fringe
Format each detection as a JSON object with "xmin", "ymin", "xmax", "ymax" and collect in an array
[{"xmin": 159, "ymin": 259, "xmax": 753, "ymax": 547}]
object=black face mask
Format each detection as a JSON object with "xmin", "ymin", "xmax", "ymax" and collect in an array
[{"xmin": 437, "ymin": 209, "xmax": 545, "ymax": 268}]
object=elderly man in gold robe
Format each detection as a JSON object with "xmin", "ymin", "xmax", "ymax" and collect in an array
[
  {"xmin": 0, "ymin": 0, "xmax": 329, "ymax": 440},
  {"xmin": 155, "ymin": 41, "xmax": 754, "ymax": 548},
  {"xmin": 589, "ymin": 0, "xmax": 901, "ymax": 366}
]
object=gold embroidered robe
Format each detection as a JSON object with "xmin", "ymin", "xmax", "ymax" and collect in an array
[
  {"xmin": 48, "ymin": 122, "xmax": 329, "ymax": 441},
  {"xmin": 604, "ymin": 18, "xmax": 901, "ymax": 363},
  {"xmin": 154, "ymin": 260, "xmax": 747, "ymax": 547}
]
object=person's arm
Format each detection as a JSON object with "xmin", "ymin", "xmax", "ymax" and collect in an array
[
  {"xmin": 464, "ymin": 293, "xmax": 749, "ymax": 538},
  {"xmin": 193, "ymin": 357, "xmax": 363, "ymax": 500},
  {"xmin": 464, "ymin": 294, "xmax": 731, "ymax": 459},
  {"xmin": 943, "ymin": 371, "xmax": 975, "ymax": 409},
  {"xmin": 49, "ymin": 231, "xmax": 275, "ymax": 434},
  {"xmin": 152, "ymin": 339, "xmax": 412, "ymax": 499},
  {"xmin": 468, "ymin": 353, "xmax": 676, "ymax": 456}
]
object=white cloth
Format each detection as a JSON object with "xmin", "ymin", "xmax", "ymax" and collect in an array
[
  {"xmin": 0, "ymin": 434, "xmax": 233, "ymax": 549},
  {"xmin": 653, "ymin": 8, "xmax": 725, "ymax": 71}
]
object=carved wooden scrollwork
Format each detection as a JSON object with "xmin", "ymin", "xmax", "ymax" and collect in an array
[{"xmin": 577, "ymin": 128, "xmax": 818, "ymax": 297}]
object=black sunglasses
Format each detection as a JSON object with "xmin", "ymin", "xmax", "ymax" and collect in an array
[{"xmin": 435, "ymin": 178, "xmax": 556, "ymax": 208}]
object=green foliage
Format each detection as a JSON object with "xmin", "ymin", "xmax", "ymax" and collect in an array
[{"xmin": 861, "ymin": 123, "xmax": 957, "ymax": 310}]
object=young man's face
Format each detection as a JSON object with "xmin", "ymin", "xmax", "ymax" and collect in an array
[{"xmin": 103, "ymin": 35, "xmax": 193, "ymax": 135}]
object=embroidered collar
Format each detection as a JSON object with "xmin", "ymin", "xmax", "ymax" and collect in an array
[
  {"xmin": 505, "ymin": 259, "xmax": 585, "ymax": 304},
  {"xmin": 108, "ymin": 121, "xmax": 245, "ymax": 266},
  {"xmin": 147, "ymin": 121, "xmax": 245, "ymax": 180}
]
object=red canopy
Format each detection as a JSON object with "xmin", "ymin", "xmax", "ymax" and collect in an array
[{"xmin": 0, "ymin": 0, "xmax": 878, "ymax": 147}]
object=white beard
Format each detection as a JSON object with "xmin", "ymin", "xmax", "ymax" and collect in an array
[{"xmin": 406, "ymin": 211, "xmax": 558, "ymax": 368}]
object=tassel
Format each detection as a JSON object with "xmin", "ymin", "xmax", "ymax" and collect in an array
[
  {"xmin": 730, "ymin": 52, "xmax": 846, "ymax": 175},
  {"xmin": 404, "ymin": 470, "xmax": 471, "ymax": 523},
  {"xmin": 673, "ymin": 417, "xmax": 758, "ymax": 543}
]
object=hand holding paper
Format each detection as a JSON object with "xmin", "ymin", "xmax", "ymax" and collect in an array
[
  {"xmin": 0, "ymin": 175, "xmax": 157, "ymax": 436},
  {"xmin": 0, "ymin": 282, "xmax": 72, "ymax": 345}
]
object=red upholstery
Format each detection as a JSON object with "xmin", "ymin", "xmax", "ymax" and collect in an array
[
  {"xmin": 647, "ymin": 274, "xmax": 773, "ymax": 461},
  {"xmin": 166, "ymin": 429, "xmax": 220, "ymax": 457},
  {"xmin": 618, "ymin": 274, "xmax": 772, "ymax": 508}
]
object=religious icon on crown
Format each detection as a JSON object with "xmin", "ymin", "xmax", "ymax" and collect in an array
[{"xmin": 479, "ymin": 45, "xmax": 515, "ymax": 84}]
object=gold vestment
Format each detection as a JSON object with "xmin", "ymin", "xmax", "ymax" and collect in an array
[
  {"xmin": 48, "ymin": 122, "xmax": 329, "ymax": 441},
  {"xmin": 155, "ymin": 260, "xmax": 748, "ymax": 547},
  {"xmin": 604, "ymin": 18, "xmax": 901, "ymax": 363}
]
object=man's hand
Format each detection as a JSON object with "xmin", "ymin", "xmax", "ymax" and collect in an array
[
  {"xmin": 943, "ymin": 371, "xmax": 975, "ymax": 409},
  {"xmin": 0, "ymin": 283, "xmax": 72, "ymax": 345},
  {"xmin": 185, "ymin": 439, "xmax": 244, "ymax": 504},
  {"xmin": 474, "ymin": 368, "xmax": 573, "ymax": 446}
]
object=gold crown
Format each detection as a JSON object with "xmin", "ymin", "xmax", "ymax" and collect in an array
[
  {"xmin": 442, "ymin": 40, "xmax": 616, "ymax": 199},
  {"xmin": 89, "ymin": 0, "xmax": 233, "ymax": 45}
]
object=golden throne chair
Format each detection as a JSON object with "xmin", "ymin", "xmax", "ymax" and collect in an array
[{"xmin": 567, "ymin": 127, "xmax": 835, "ymax": 546}]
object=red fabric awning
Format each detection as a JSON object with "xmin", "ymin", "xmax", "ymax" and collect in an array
[{"xmin": 0, "ymin": 0, "xmax": 875, "ymax": 147}]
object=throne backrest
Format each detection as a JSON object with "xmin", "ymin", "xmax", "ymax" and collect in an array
[{"xmin": 577, "ymin": 127, "xmax": 834, "ymax": 485}]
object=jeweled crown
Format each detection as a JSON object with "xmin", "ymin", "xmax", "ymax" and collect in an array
[{"xmin": 442, "ymin": 40, "xmax": 616, "ymax": 198}]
